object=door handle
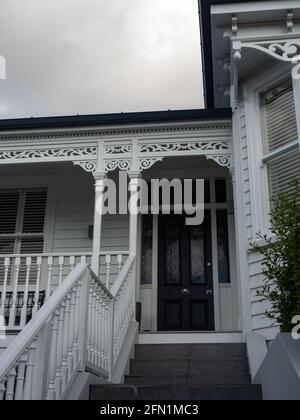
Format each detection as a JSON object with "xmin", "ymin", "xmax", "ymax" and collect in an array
[
  {"xmin": 206, "ymin": 289, "xmax": 213, "ymax": 296},
  {"xmin": 181, "ymin": 288, "xmax": 190, "ymax": 296}
]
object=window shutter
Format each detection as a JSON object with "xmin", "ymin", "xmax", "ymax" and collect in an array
[
  {"xmin": 0, "ymin": 190, "xmax": 20, "ymax": 235},
  {"xmin": 22, "ymin": 190, "xmax": 47, "ymax": 233},
  {"xmin": 263, "ymin": 80, "xmax": 298, "ymax": 152}
]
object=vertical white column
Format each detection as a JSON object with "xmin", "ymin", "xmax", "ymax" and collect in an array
[
  {"xmin": 91, "ymin": 172, "xmax": 106, "ymax": 276},
  {"xmin": 128, "ymin": 171, "xmax": 140, "ymax": 322},
  {"xmin": 231, "ymin": 108, "xmax": 252, "ymax": 337},
  {"xmin": 292, "ymin": 72, "xmax": 300, "ymax": 149}
]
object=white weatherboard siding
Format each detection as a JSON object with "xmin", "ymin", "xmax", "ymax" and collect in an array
[
  {"xmin": 239, "ymin": 95, "xmax": 278, "ymax": 340},
  {"xmin": 52, "ymin": 166, "xmax": 129, "ymax": 254}
]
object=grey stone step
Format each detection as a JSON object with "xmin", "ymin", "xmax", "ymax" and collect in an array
[
  {"xmin": 130, "ymin": 359, "xmax": 249, "ymax": 376},
  {"xmin": 135, "ymin": 344, "xmax": 247, "ymax": 360},
  {"xmin": 90, "ymin": 384, "xmax": 262, "ymax": 401},
  {"xmin": 125, "ymin": 374, "xmax": 251, "ymax": 386}
]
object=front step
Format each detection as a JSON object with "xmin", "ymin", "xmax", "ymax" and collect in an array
[
  {"xmin": 90, "ymin": 384, "xmax": 262, "ymax": 401},
  {"xmin": 135, "ymin": 344, "xmax": 247, "ymax": 360},
  {"xmin": 125, "ymin": 374, "xmax": 251, "ymax": 386},
  {"xmin": 89, "ymin": 343, "xmax": 262, "ymax": 401},
  {"xmin": 130, "ymin": 359, "xmax": 249, "ymax": 376}
]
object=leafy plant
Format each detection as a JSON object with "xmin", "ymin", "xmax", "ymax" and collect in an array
[{"xmin": 251, "ymin": 180, "xmax": 300, "ymax": 332}]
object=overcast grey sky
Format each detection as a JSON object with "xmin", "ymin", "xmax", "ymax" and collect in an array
[{"xmin": 0, "ymin": 0, "xmax": 203, "ymax": 119}]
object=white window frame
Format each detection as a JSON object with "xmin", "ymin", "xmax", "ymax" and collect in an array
[{"xmin": 244, "ymin": 64, "xmax": 300, "ymax": 240}]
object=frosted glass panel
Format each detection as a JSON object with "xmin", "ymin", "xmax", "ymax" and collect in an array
[
  {"xmin": 166, "ymin": 218, "xmax": 180, "ymax": 285},
  {"xmin": 190, "ymin": 226, "xmax": 205, "ymax": 285}
]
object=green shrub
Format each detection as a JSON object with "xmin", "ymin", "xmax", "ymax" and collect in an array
[{"xmin": 252, "ymin": 180, "xmax": 300, "ymax": 332}]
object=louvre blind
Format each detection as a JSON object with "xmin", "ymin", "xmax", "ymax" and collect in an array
[
  {"xmin": 22, "ymin": 190, "xmax": 47, "ymax": 234},
  {"xmin": 263, "ymin": 80, "xmax": 298, "ymax": 152},
  {"xmin": 261, "ymin": 79, "xmax": 300, "ymax": 200},
  {"xmin": 0, "ymin": 190, "xmax": 19, "ymax": 235},
  {"xmin": 0, "ymin": 188, "xmax": 47, "ymax": 255},
  {"xmin": 269, "ymin": 150, "xmax": 300, "ymax": 197}
]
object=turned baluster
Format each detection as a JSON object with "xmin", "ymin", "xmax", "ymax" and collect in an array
[
  {"xmin": 90, "ymin": 290, "xmax": 97, "ymax": 364},
  {"xmin": 14, "ymin": 351, "xmax": 28, "ymax": 400},
  {"xmin": 73, "ymin": 282, "xmax": 81, "ymax": 365},
  {"xmin": 54, "ymin": 303, "xmax": 65, "ymax": 399},
  {"xmin": 105, "ymin": 255, "xmax": 111, "ymax": 289},
  {"xmin": 61, "ymin": 294, "xmax": 71, "ymax": 391},
  {"xmin": 102, "ymin": 300, "xmax": 108, "ymax": 370},
  {"xmin": 0, "ymin": 378, "xmax": 6, "ymax": 400},
  {"xmin": 23, "ymin": 337, "xmax": 37, "ymax": 400},
  {"xmin": 94, "ymin": 290, "xmax": 101, "ymax": 367},
  {"xmin": 46, "ymin": 256, "xmax": 53, "ymax": 300},
  {"xmin": 32, "ymin": 257, "xmax": 42, "ymax": 316},
  {"xmin": 5, "ymin": 365, "xmax": 17, "ymax": 400},
  {"xmin": 46, "ymin": 310, "xmax": 59, "ymax": 400},
  {"xmin": 69, "ymin": 256, "xmax": 75, "ymax": 272},
  {"xmin": 86, "ymin": 286, "xmax": 93, "ymax": 362},
  {"xmin": 67, "ymin": 287, "xmax": 76, "ymax": 378},
  {"xmin": 99, "ymin": 293, "xmax": 106, "ymax": 369},
  {"xmin": 117, "ymin": 254, "xmax": 123, "ymax": 274},
  {"xmin": 9, "ymin": 257, "xmax": 20, "ymax": 327},
  {"xmin": 58, "ymin": 256, "xmax": 64, "ymax": 285},
  {"xmin": 20, "ymin": 257, "xmax": 31, "ymax": 327}
]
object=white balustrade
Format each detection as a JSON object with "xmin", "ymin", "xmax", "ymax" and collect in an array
[
  {"xmin": 0, "ymin": 252, "xmax": 136, "ymax": 400},
  {"xmin": 0, "ymin": 252, "xmax": 128, "ymax": 328}
]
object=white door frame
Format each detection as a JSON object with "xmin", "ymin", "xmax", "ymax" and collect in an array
[{"xmin": 139, "ymin": 168, "xmax": 238, "ymax": 332}]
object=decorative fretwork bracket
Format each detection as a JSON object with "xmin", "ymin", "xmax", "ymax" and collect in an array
[
  {"xmin": 0, "ymin": 130, "xmax": 232, "ymax": 175},
  {"xmin": 230, "ymin": 38, "xmax": 300, "ymax": 108}
]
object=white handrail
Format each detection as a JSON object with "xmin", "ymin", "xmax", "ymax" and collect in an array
[
  {"xmin": 0, "ymin": 252, "xmax": 137, "ymax": 399},
  {"xmin": 0, "ymin": 262, "xmax": 87, "ymax": 380},
  {"xmin": 0, "ymin": 251, "xmax": 130, "ymax": 328},
  {"xmin": 0, "ymin": 251, "xmax": 129, "ymax": 258}
]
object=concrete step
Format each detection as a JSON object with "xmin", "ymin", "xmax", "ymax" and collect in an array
[
  {"xmin": 130, "ymin": 359, "xmax": 249, "ymax": 376},
  {"xmin": 125, "ymin": 374, "xmax": 251, "ymax": 386},
  {"xmin": 135, "ymin": 344, "xmax": 247, "ymax": 360},
  {"xmin": 90, "ymin": 384, "xmax": 262, "ymax": 401}
]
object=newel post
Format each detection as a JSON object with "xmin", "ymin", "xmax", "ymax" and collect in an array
[{"xmin": 91, "ymin": 172, "xmax": 106, "ymax": 276}]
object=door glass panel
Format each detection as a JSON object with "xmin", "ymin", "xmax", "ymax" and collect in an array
[
  {"xmin": 165, "ymin": 218, "xmax": 180, "ymax": 285},
  {"xmin": 190, "ymin": 226, "xmax": 205, "ymax": 284},
  {"xmin": 215, "ymin": 179, "xmax": 227, "ymax": 203},
  {"xmin": 217, "ymin": 210, "xmax": 230, "ymax": 283},
  {"xmin": 141, "ymin": 215, "xmax": 153, "ymax": 285}
]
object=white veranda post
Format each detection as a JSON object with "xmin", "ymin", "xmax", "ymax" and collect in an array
[
  {"xmin": 292, "ymin": 74, "xmax": 300, "ymax": 149},
  {"xmin": 128, "ymin": 172, "xmax": 140, "ymax": 321},
  {"xmin": 91, "ymin": 172, "xmax": 106, "ymax": 276}
]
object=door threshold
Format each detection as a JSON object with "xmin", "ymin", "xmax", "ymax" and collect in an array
[{"xmin": 138, "ymin": 332, "xmax": 243, "ymax": 345}]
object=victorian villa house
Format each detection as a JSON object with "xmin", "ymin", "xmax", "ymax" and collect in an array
[{"xmin": 0, "ymin": 0, "xmax": 299, "ymax": 401}]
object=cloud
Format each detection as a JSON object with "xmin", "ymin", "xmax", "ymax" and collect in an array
[{"xmin": 0, "ymin": 0, "xmax": 203, "ymax": 119}]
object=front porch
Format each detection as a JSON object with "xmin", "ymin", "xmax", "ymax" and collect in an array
[{"xmin": 0, "ymin": 153, "xmax": 239, "ymax": 335}]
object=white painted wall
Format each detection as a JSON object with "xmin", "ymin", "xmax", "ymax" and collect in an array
[
  {"xmin": 237, "ymin": 93, "xmax": 279, "ymax": 340},
  {"xmin": 52, "ymin": 166, "xmax": 129, "ymax": 253}
]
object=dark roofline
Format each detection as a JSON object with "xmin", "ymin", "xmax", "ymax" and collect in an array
[
  {"xmin": 199, "ymin": 0, "xmax": 267, "ymax": 108},
  {"xmin": 0, "ymin": 108, "xmax": 232, "ymax": 131}
]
